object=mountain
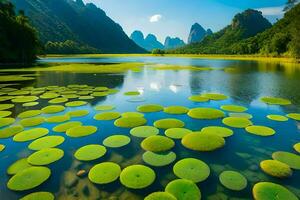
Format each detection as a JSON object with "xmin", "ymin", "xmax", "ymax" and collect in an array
[
  {"xmin": 164, "ymin": 37, "xmax": 185, "ymax": 49},
  {"xmin": 11, "ymin": 0, "xmax": 146, "ymax": 53},
  {"xmin": 188, "ymin": 23, "xmax": 212, "ymax": 44},
  {"xmin": 130, "ymin": 31, "xmax": 163, "ymax": 51}
]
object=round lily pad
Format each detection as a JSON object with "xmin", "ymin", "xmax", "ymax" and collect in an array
[
  {"xmin": 94, "ymin": 105, "xmax": 115, "ymax": 111},
  {"xmin": 229, "ymin": 112, "xmax": 253, "ymax": 119},
  {"xmin": 67, "ymin": 110, "xmax": 89, "ymax": 118},
  {"xmin": 145, "ymin": 192, "xmax": 176, "ymax": 200},
  {"xmin": 188, "ymin": 108, "xmax": 225, "ymax": 119},
  {"xmin": 74, "ymin": 144, "xmax": 107, "ymax": 161},
  {"xmin": 272, "ymin": 151, "xmax": 300, "ymax": 169},
  {"xmin": 173, "ymin": 158, "xmax": 210, "ymax": 182},
  {"xmin": 286, "ymin": 113, "xmax": 300, "ymax": 121},
  {"xmin": 253, "ymin": 182, "xmax": 298, "ymax": 200},
  {"xmin": 66, "ymin": 126, "xmax": 97, "ymax": 138},
  {"xmin": 114, "ymin": 117, "xmax": 147, "ymax": 128},
  {"xmin": 94, "ymin": 112, "xmax": 121, "ymax": 121},
  {"xmin": 245, "ymin": 126, "xmax": 275, "ymax": 136},
  {"xmin": 141, "ymin": 135, "xmax": 175, "ymax": 152},
  {"xmin": 42, "ymin": 105, "xmax": 65, "ymax": 114},
  {"xmin": 7, "ymin": 166, "xmax": 51, "ymax": 191},
  {"xmin": 120, "ymin": 165, "xmax": 156, "ymax": 189},
  {"xmin": 18, "ymin": 110, "xmax": 42, "ymax": 119},
  {"xmin": 103, "ymin": 135, "xmax": 131, "ymax": 148},
  {"xmin": 27, "ymin": 148, "xmax": 64, "ymax": 165},
  {"xmin": 0, "ymin": 118, "xmax": 15, "ymax": 128},
  {"xmin": 22, "ymin": 102, "xmax": 39, "ymax": 107},
  {"xmin": 20, "ymin": 192, "xmax": 54, "ymax": 200},
  {"xmin": 79, "ymin": 95, "xmax": 94, "ymax": 100},
  {"xmin": 40, "ymin": 93, "xmax": 59, "ymax": 99},
  {"xmin": 52, "ymin": 121, "xmax": 82, "ymax": 132},
  {"xmin": 294, "ymin": 143, "xmax": 300, "ymax": 153},
  {"xmin": 200, "ymin": 126, "xmax": 233, "ymax": 138},
  {"xmin": 46, "ymin": 115, "xmax": 70, "ymax": 123},
  {"xmin": 0, "ymin": 110, "xmax": 12, "ymax": 118},
  {"xmin": 20, "ymin": 117, "xmax": 45, "ymax": 127},
  {"xmin": 221, "ymin": 105, "xmax": 248, "ymax": 112},
  {"xmin": 137, "ymin": 104, "xmax": 164, "ymax": 113},
  {"xmin": 12, "ymin": 96, "xmax": 39, "ymax": 103},
  {"xmin": 142, "ymin": 151, "xmax": 176, "ymax": 167},
  {"xmin": 165, "ymin": 128, "xmax": 192, "ymax": 139},
  {"xmin": 65, "ymin": 101, "xmax": 87, "ymax": 107},
  {"xmin": 0, "ymin": 104, "xmax": 14, "ymax": 111},
  {"xmin": 0, "ymin": 125, "xmax": 24, "ymax": 139},
  {"xmin": 7, "ymin": 158, "xmax": 32, "ymax": 175},
  {"xmin": 182, "ymin": 133, "xmax": 225, "ymax": 151},
  {"xmin": 260, "ymin": 97, "xmax": 291, "ymax": 105},
  {"xmin": 154, "ymin": 118, "xmax": 185, "ymax": 129},
  {"xmin": 188, "ymin": 95, "xmax": 209, "ymax": 102},
  {"xmin": 130, "ymin": 126, "xmax": 159, "ymax": 138},
  {"xmin": 13, "ymin": 128, "xmax": 49, "ymax": 142},
  {"xmin": 164, "ymin": 106, "xmax": 189, "ymax": 115},
  {"xmin": 48, "ymin": 97, "xmax": 68, "ymax": 104},
  {"xmin": 0, "ymin": 144, "xmax": 5, "ymax": 152},
  {"xmin": 219, "ymin": 171, "xmax": 247, "ymax": 191},
  {"xmin": 124, "ymin": 91, "xmax": 140, "ymax": 96},
  {"xmin": 202, "ymin": 93, "xmax": 228, "ymax": 100},
  {"xmin": 121, "ymin": 112, "xmax": 144, "ymax": 118},
  {"xmin": 222, "ymin": 117, "xmax": 252, "ymax": 128},
  {"xmin": 88, "ymin": 162, "xmax": 121, "ymax": 184},
  {"xmin": 260, "ymin": 160, "xmax": 292, "ymax": 178},
  {"xmin": 267, "ymin": 115, "xmax": 289, "ymax": 122},
  {"xmin": 28, "ymin": 136, "xmax": 65, "ymax": 150},
  {"xmin": 165, "ymin": 179, "xmax": 201, "ymax": 200}
]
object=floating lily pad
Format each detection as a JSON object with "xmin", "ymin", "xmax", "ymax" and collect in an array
[
  {"xmin": 28, "ymin": 136, "xmax": 65, "ymax": 150},
  {"xmin": 245, "ymin": 125, "xmax": 275, "ymax": 136},
  {"xmin": 202, "ymin": 93, "xmax": 228, "ymax": 100},
  {"xmin": 229, "ymin": 112, "xmax": 253, "ymax": 119},
  {"xmin": 65, "ymin": 101, "xmax": 87, "ymax": 107},
  {"xmin": 130, "ymin": 126, "xmax": 159, "ymax": 138},
  {"xmin": 0, "ymin": 125, "xmax": 24, "ymax": 139},
  {"xmin": 88, "ymin": 162, "xmax": 121, "ymax": 184},
  {"xmin": 94, "ymin": 105, "xmax": 115, "ymax": 111},
  {"xmin": 154, "ymin": 118, "xmax": 185, "ymax": 129},
  {"xmin": 164, "ymin": 128, "xmax": 192, "ymax": 139},
  {"xmin": 42, "ymin": 105, "xmax": 65, "ymax": 114},
  {"xmin": 188, "ymin": 95, "xmax": 209, "ymax": 102},
  {"xmin": 145, "ymin": 192, "xmax": 176, "ymax": 200},
  {"xmin": 114, "ymin": 117, "xmax": 147, "ymax": 128},
  {"xmin": 173, "ymin": 158, "xmax": 210, "ymax": 183},
  {"xmin": 120, "ymin": 165, "xmax": 156, "ymax": 189},
  {"xmin": 260, "ymin": 97, "xmax": 291, "ymax": 105},
  {"xmin": 200, "ymin": 126, "xmax": 233, "ymax": 138},
  {"xmin": 0, "ymin": 111, "xmax": 11, "ymax": 118},
  {"xmin": 253, "ymin": 182, "xmax": 298, "ymax": 200},
  {"xmin": 20, "ymin": 117, "xmax": 45, "ymax": 127},
  {"xmin": 7, "ymin": 166, "xmax": 51, "ymax": 191},
  {"xmin": 165, "ymin": 179, "xmax": 201, "ymax": 200},
  {"xmin": 272, "ymin": 151, "xmax": 300, "ymax": 169},
  {"xmin": 164, "ymin": 106, "xmax": 189, "ymax": 115},
  {"xmin": 182, "ymin": 133, "xmax": 225, "ymax": 151},
  {"xmin": 267, "ymin": 115, "xmax": 289, "ymax": 122},
  {"xmin": 18, "ymin": 110, "xmax": 42, "ymax": 119},
  {"xmin": 221, "ymin": 105, "xmax": 248, "ymax": 112},
  {"xmin": 142, "ymin": 151, "xmax": 176, "ymax": 167},
  {"xmin": 141, "ymin": 135, "xmax": 175, "ymax": 152},
  {"xmin": 137, "ymin": 104, "xmax": 164, "ymax": 113},
  {"xmin": 27, "ymin": 148, "xmax": 64, "ymax": 165},
  {"xmin": 103, "ymin": 135, "xmax": 131, "ymax": 148},
  {"xmin": 294, "ymin": 143, "xmax": 300, "ymax": 153},
  {"xmin": 94, "ymin": 112, "xmax": 121, "ymax": 121},
  {"xmin": 48, "ymin": 97, "xmax": 68, "ymax": 104},
  {"xmin": 46, "ymin": 115, "xmax": 70, "ymax": 123},
  {"xmin": 79, "ymin": 95, "xmax": 94, "ymax": 100},
  {"xmin": 0, "ymin": 144, "xmax": 5, "ymax": 151},
  {"xmin": 74, "ymin": 144, "xmax": 107, "ymax": 161},
  {"xmin": 7, "ymin": 158, "xmax": 32, "ymax": 175},
  {"xmin": 22, "ymin": 102, "xmax": 39, "ymax": 107},
  {"xmin": 20, "ymin": 192, "xmax": 54, "ymax": 200},
  {"xmin": 286, "ymin": 113, "xmax": 300, "ymax": 121},
  {"xmin": 121, "ymin": 112, "xmax": 144, "ymax": 118},
  {"xmin": 40, "ymin": 93, "xmax": 59, "ymax": 99},
  {"xmin": 222, "ymin": 117, "xmax": 252, "ymax": 128},
  {"xmin": 0, "ymin": 117, "xmax": 15, "ymax": 128},
  {"xmin": 219, "ymin": 171, "xmax": 247, "ymax": 191},
  {"xmin": 12, "ymin": 96, "xmax": 39, "ymax": 103},
  {"xmin": 67, "ymin": 110, "xmax": 89, "ymax": 118},
  {"xmin": 188, "ymin": 108, "xmax": 225, "ymax": 119},
  {"xmin": 92, "ymin": 92, "xmax": 108, "ymax": 97},
  {"xmin": 0, "ymin": 104, "xmax": 14, "ymax": 111},
  {"xmin": 52, "ymin": 121, "xmax": 82, "ymax": 132},
  {"xmin": 124, "ymin": 91, "xmax": 140, "ymax": 96},
  {"xmin": 13, "ymin": 128, "xmax": 49, "ymax": 142},
  {"xmin": 66, "ymin": 126, "xmax": 97, "ymax": 138},
  {"xmin": 260, "ymin": 160, "xmax": 292, "ymax": 178}
]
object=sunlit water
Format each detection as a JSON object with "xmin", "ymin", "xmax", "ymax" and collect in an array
[{"xmin": 1, "ymin": 56, "xmax": 300, "ymax": 199}]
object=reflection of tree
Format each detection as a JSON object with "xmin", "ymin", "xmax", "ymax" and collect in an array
[{"xmin": 189, "ymin": 71, "xmax": 204, "ymax": 94}]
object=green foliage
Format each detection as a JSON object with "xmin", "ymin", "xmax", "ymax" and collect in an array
[
  {"xmin": 45, "ymin": 40, "xmax": 100, "ymax": 54},
  {"xmin": 152, "ymin": 49, "xmax": 165, "ymax": 55}
]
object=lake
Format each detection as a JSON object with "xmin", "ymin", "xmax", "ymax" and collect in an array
[{"xmin": 0, "ymin": 55, "xmax": 300, "ymax": 200}]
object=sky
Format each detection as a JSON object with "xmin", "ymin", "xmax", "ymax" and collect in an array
[{"xmin": 83, "ymin": 0, "xmax": 287, "ymax": 43}]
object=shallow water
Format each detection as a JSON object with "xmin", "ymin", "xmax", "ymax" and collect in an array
[{"xmin": 1, "ymin": 56, "xmax": 300, "ymax": 199}]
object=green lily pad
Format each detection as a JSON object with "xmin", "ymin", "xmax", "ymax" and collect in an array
[
  {"xmin": 294, "ymin": 143, "xmax": 300, "ymax": 153},
  {"xmin": 228, "ymin": 112, "xmax": 253, "ymax": 119},
  {"xmin": 40, "ymin": 93, "xmax": 59, "ymax": 99},
  {"xmin": 182, "ymin": 133, "xmax": 225, "ymax": 152},
  {"xmin": 202, "ymin": 93, "xmax": 228, "ymax": 100},
  {"xmin": 12, "ymin": 96, "xmax": 39, "ymax": 103},
  {"xmin": 20, "ymin": 192, "xmax": 54, "ymax": 200},
  {"xmin": 272, "ymin": 151, "xmax": 300, "ymax": 169},
  {"xmin": 66, "ymin": 125, "xmax": 97, "ymax": 138},
  {"xmin": 164, "ymin": 106, "xmax": 189, "ymax": 115},
  {"xmin": 27, "ymin": 148, "xmax": 64, "ymax": 165},
  {"xmin": 42, "ymin": 105, "xmax": 65, "ymax": 114},
  {"xmin": 48, "ymin": 97, "xmax": 68, "ymax": 104},
  {"xmin": 94, "ymin": 112, "xmax": 121, "ymax": 121},
  {"xmin": 121, "ymin": 112, "xmax": 144, "ymax": 118},
  {"xmin": 267, "ymin": 115, "xmax": 289, "ymax": 122},
  {"xmin": 188, "ymin": 95, "xmax": 209, "ymax": 102},
  {"xmin": 79, "ymin": 95, "xmax": 94, "ymax": 100},
  {"xmin": 245, "ymin": 125, "xmax": 276, "ymax": 136},
  {"xmin": 20, "ymin": 117, "xmax": 45, "ymax": 127},
  {"xmin": 154, "ymin": 118, "xmax": 185, "ymax": 129},
  {"xmin": 0, "ymin": 111, "xmax": 12, "ymax": 118},
  {"xmin": 0, "ymin": 118, "xmax": 15, "ymax": 128},
  {"xmin": 103, "ymin": 135, "xmax": 131, "ymax": 148},
  {"xmin": 145, "ymin": 192, "xmax": 176, "ymax": 200},
  {"xmin": 114, "ymin": 117, "xmax": 147, "ymax": 128},
  {"xmin": 142, "ymin": 151, "xmax": 176, "ymax": 167},
  {"xmin": 124, "ymin": 91, "xmax": 140, "ymax": 96},
  {"xmin": 222, "ymin": 117, "xmax": 252, "ymax": 128},
  {"xmin": 22, "ymin": 102, "xmax": 39, "ymax": 107},
  {"xmin": 286, "ymin": 113, "xmax": 300, "ymax": 121},
  {"xmin": 7, "ymin": 158, "xmax": 32, "ymax": 175},
  {"xmin": 165, "ymin": 179, "xmax": 201, "ymax": 200},
  {"xmin": 221, "ymin": 105, "xmax": 248, "ymax": 112},
  {"xmin": 141, "ymin": 135, "xmax": 175, "ymax": 152},
  {"xmin": 52, "ymin": 121, "xmax": 82, "ymax": 132},
  {"xmin": 88, "ymin": 162, "xmax": 121, "ymax": 184},
  {"xmin": 120, "ymin": 165, "xmax": 156, "ymax": 189},
  {"xmin": 188, "ymin": 107, "xmax": 225, "ymax": 119},
  {"xmin": 260, "ymin": 97, "xmax": 291, "ymax": 105},
  {"xmin": 130, "ymin": 126, "xmax": 159, "ymax": 138},
  {"xmin": 0, "ymin": 144, "xmax": 5, "ymax": 151},
  {"xmin": 46, "ymin": 115, "xmax": 70, "ymax": 123},
  {"xmin": 74, "ymin": 144, "xmax": 107, "ymax": 161},
  {"xmin": 0, "ymin": 125, "xmax": 24, "ymax": 139},
  {"xmin": 253, "ymin": 182, "xmax": 298, "ymax": 200},
  {"xmin": 219, "ymin": 171, "xmax": 247, "ymax": 191},
  {"xmin": 65, "ymin": 101, "xmax": 87, "ymax": 107},
  {"xmin": 94, "ymin": 105, "xmax": 115, "ymax": 111},
  {"xmin": 7, "ymin": 166, "xmax": 51, "ymax": 191},
  {"xmin": 137, "ymin": 104, "xmax": 164, "ymax": 113},
  {"xmin": 260, "ymin": 160, "xmax": 292, "ymax": 178},
  {"xmin": 67, "ymin": 110, "xmax": 89, "ymax": 118},
  {"xmin": 18, "ymin": 110, "xmax": 42, "ymax": 119},
  {"xmin": 94, "ymin": 86, "xmax": 108, "ymax": 91},
  {"xmin": 165, "ymin": 128, "xmax": 192, "ymax": 139},
  {"xmin": 0, "ymin": 104, "xmax": 14, "ymax": 111},
  {"xmin": 13, "ymin": 128, "xmax": 49, "ymax": 142},
  {"xmin": 28, "ymin": 136, "xmax": 65, "ymax": 150},
  {"xmin": 173, "ymin": 158, "xmax": 210, "ymax": 183},
  {"xmin": 92, "ymin": 91, "xmax": 108, "ymax": 97},
  {"xmin": 200, "ymin": 126, "xmax": 233, "ymax": 138}
]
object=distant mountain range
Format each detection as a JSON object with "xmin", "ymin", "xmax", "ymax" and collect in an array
[{"xmin": 188, "ymin": 23, "xmax": 213, "ymax": 44}]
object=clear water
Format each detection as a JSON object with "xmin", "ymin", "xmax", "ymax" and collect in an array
[{"xmin": 1, "ymin": 56, "xmax": 300, "ymax": 199}]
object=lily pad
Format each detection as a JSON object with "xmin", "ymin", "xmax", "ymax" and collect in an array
[
  {"xmin": 94, "ymin": 112, "xmax": 121, "ymax": 121},
  {"xmin": 145, "ymin": 192, "xmax": 176, "ymax": 200},
  {"xmin": 124, "ymin": 91, "xmax": 140, "ymax": 96},
  {"xmin": 0, "ymin": 144, "xmax": 5, "ymax": 151},
  {"xmin": 272, "ymin": 151, "xmax": 300, "ymax": 169},
  {"xmin": 40, "ymin": 93, "xmax": 59, "ymax": 99},
  {"xmin": 200, "ymin": 126, "xmax": 233, "ymax": 138},
  {"xmin": 164, "ymin": 106, "xmax": 189, "ymax": 115},
  {"xmin": 18, "ymin": 110, "xmax": 42, "ymax": 119},
  {"xmin": 165, "ymin": 179, "xmax": 201, "ymax": 200},
  {"xmin": 120, "ymin": 165, "xmax": 156, "ymax": 189},
  {"xmin": 121, "ymin": 112, "xmax": 144, "ymax": 118},
  {"xmin": 245, "ymin": 125, "xmax": 276, "ymax": 136},
  {"xmin": 182, "ymin": 133, "xmax": 225, "ymax": 152},
  {"xmin": 88, "ymin": 162, "xmax": 121, "ymax": 184},
  {"xmin": 188, "ymin": 107, "xmax": 225, "ymax": 119},
  {"xmin": 48, "ymin": 97, "xmax": 68, "ymax": 104},
  {"xmin": 260, "ymin": 160, "xmax": 292, "ymax": 178},
  {"xmin": 286, "ymin": 113, "xmax": 300, "ymax": 121},
  {"xmin": 141, "ymin": 135, "xmax": 175, "ymax": 152},
  {"xmin": 46, "ymin": 115, "xmax": 70, "ymax": 123},
  {"xmin": 267, "ymin": 115, "xmax": 289, "ymax": 122},
  {"xmin": 27, "ymin": 148, "xmax": 64, "ymax": 165},
  {"xmin": 173, "ymin": 158, "xmax": 210, "ymax": 182},
  {"xmin": 20, "ymin": 117, "xmax": 45, "ymax": 127},
  {"xmin": 142, "ymin": 151, "xmax": 176, "ymax": 167},
  {"xmin": 0, "ymin": 125, "xmax": 24, "ymax": 139},
  {"xmin": 0, "ymin": 118, "xmax": 15, "ymax": 128},
  {"xmin": 114, "ymin": 117, "xmax": 147, "ymax": 128},
  {"xmin": 65, "ymin": 101, "xmax": 87, "ymax": 107},
  {"xmin": 7, "ymin": 158, "xmax": 32, "ymax": 175},
  {"xmin": 20, "ymin": 192, "xmax": 54, "ymax": 200},
  {"xmin": 67, "ymin": 110, "xmax": 89, "ymax": 118},
  {"xmin": 94, "ymin": 105, "xmax": 115, "ymax": 111},
  {"xmin": 137, "ymin": 104, "xmax": 164, "ymax": 113},
  {"xmin": 66, "ymin": 125, "xmax": 97, "ymax": 138},
  {"xmin": 165, "ymin": 128, "xmax": 192, "ymax": 139},
  {"xmin": 52, "ymin": 121, "xmax": 82, "ymax": 132},
  {"xmin": 0, "ymin": 111, "xmax": 11, "ymax": 118},
  {"xmin": 229, "ymin": 112, "xmax": 253, "ymax": 119},
  {"xmin": 13, "ymin": 128, "xmax": 49, "ymax": 142},
  {"xmin": 219, "ymin": 171, "xmax": 247, "ymax": 191},
  {"xmin": 154, "ymin": 118, "xmax": 185, "ymax": 129},
  {"xmin": 103, "ymin": 135, "xmax": 131, "ymax": 148},
  {"xmin": 0, "ymin": 104, "xmax": 14, "ymax": 111},
  {"xmin": 221, "ymin": 105, "xmax": 248, "ymax": 112},
  {"xmin": 28, "ymin": 136, "xmax": 65, "ymax": 150},
  {"xmin": 130, "ymin": 126, "xmax": 159, "ymax": 138},
  {"xmin": 188, "ymin": 95, "xmax": 209, "ymax": 102},
  {"xmin": 22, "ymin": 102, "xmax": 39, "ymax": 107},
  {"xmin": 12, "ymin": 96, "xmax": 39, "ymax": 103},
  {"xmin": 260, "ymin": 97, "xmax": 291, "ymax": 105},
  {"xmin": 253, "ymin": 182, "xmax": 298, "ymax": 200},
  {"xmin": 42, "ymin": 105, "xmax": 65, "ymax": 114},
  {"xmin": 222, "ymin": 117, "xmax": 252, "ymax": 128},
  {"xmin": 202, "ymin": 93, "xmax": 228, "ymax": 100},
  {"xmin": 74, "ymin": 144, "xmax": 107, "ymax": 161},
  {"xmin": 294, "ymin": 143, "xmax": 300, "ymax": 153}
]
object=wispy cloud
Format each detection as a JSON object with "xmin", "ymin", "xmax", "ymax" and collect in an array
[
  {"xmin": 258, "ymin": 6, "xmax": 284, "ymax": 16},
  {"xmin": 149, "ymin": 14, "xmax": 162, "ymax": 23}
]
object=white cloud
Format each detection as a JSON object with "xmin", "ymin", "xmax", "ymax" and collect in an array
[
  {"xmin": 149, "ymin": 14, "xmax": 162, "ymax": 23},
  {"xmin": 258, "ymin": 6, "xmax": 284, "ymax": 16}
]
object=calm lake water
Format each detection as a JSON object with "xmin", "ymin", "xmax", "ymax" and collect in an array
[{"xmin": 1, "ymin": 56, "xmax": 300, "ymax": 199}]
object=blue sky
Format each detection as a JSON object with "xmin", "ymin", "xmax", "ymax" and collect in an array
[{"xmin": 84, "ymin": 0, "xmax": 287, "ymax": 43}]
